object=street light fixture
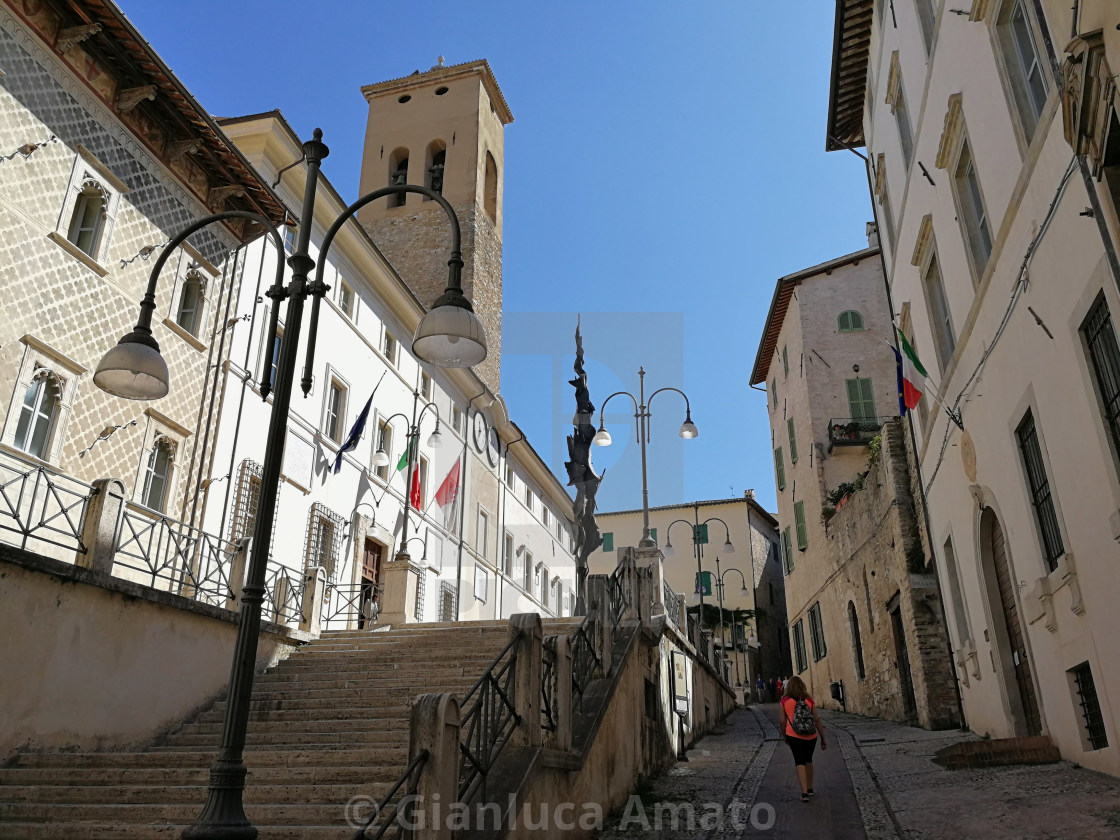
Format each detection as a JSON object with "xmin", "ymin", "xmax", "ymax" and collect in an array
[
  {"xmin": 94, "ymin": 129, "xmax": 482, "ymax": 840},
  {"xmin": 716, "ymin": 566, "xmax": 751, "ymax": 687},
  {"xmin": 593, "ymin": 366, "xmax": 697, "ymax": 548}
]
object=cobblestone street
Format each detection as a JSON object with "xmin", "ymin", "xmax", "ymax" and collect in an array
[{"xmin": 597, "ymin": 705, "xmax": 1120, "ymax": 840}]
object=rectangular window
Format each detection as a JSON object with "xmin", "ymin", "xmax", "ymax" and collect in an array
[
  {"xmin": 338, "ymin": 279, "xmax": 355, "ymax": 320},
  {"xmin": 175, "ymin": 273, "xmax": 204, "ymax": 337},
  {"xmin": 774, "ymin": 446, "xmax": 786, "ymax": 491},
  {"xmin": 505, "ymin": 462, "xmax": 515, "ymax": 487},
  {"xmin": 524, "ymin": 486, "xmax": 533, "ymax": 510},
  {"xmin": 781, "ymin": 527, "xmax": 794, "ymax": 575},
  {"xmin": 539, "ymin": 565, "xmax": 549, "ymax": 606},
  {"xmin": 808, "ymin": 602, "xmax": 827, "ymax": 661},
  {"xmin": 1016, "ymin": 411, "xmax": 1064, "ymax": 570},
  {"xmin": 1081, "ymin": 295, "xmax": 1120, "ymax": 472},
  {"xmin": 895, "ymin": 88, "xmax": 915, "ymax": 170},
  {"xmin": 375, "ymin": 420, "xmax": 392, "ymax": 481},
  {"xmin": 141, "ymin": 439, "xmax": 173, "ymax": 512},
  {"xmin": 477, "ymin": 507, "xmax": 490, "ymax": 559},
  {"xmin": 879, "ymin": 182, "xmax": 896, "ymax": 251},
  {"xmin": 452, "ymin": 405, "xmax": 463, "ymax": 434},
  {"xmin": 523, "ymin": 550, "xmax": 533, "ymax": 590},
  {"xmin": 383, "ymin": 330, "xmax": 397, "ymax": 364},
  {"xmin": 475, "ymin": 565, "xmax": 489, "ymax": 602},
  {"xmin": 793, "ymin": 620, "xmax": 808, "ymax": 673},
  {"xmin": 955, "ymin": 141, "xmax": 992, "ymax": 277},
  {"xmin": 846, "ymin": 378, "xmax": 876, "ymax": 420},
  {"xmin": 504, "ymin": 531, "xmax": 515, "ymax": 576},
  {"xmin": 782, "ymin": 345, "xmax": 789, "ymax": 377},
  {"xmin": 1069, "ymin": 661, "xmax": 1109, "ymax": 750},
  {"xmin": 923, "ymin": 253, "xmax": 956, "ymax": 372},
  {"xmin": 770, "ymin": 378, "xmax": 778, "ymax": 408},
  {"xmin": 67, "ymin": 188, "xmax": 105, "ymax": 256},
  {"xmin": 602, "ymin": 532, "xmax": 614, "ymax": 552},
  {"xmin": 916, "ymin": 0, "xmax": 936, "ymax": 52},
  {"xmin": 794, "ymin": 501, "xmax": 808, "ymax": 550},
  {"xmin": 543, "ymin": 507, "xmax": 550, "ymax": 528},
  {"xmin": 284, "ymin": 225, "xmax": 297, "ymax": 253},
  {"xmin": 421, "ymin": 372, "xmax": 432, "ymax": 400},
  {"xmin": 325, "ymin": 380, "xmax": 346, "ymax": 443},
  {"xmin": 787, "ymin": 418, "xmax": 798, "ymax": 464},
  {"xmin": 1000, "ymin": 0, "xmax": 1048, "ymax": 139}
]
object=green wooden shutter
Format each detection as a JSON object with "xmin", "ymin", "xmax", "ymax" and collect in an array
[
  {"xmin": 771, "ymin": 378, "xmax": 778, "ymax": 405},
  {"xmin": 649, "ymin": 527, "xmax": 657, "ymax": 544},
  {"xmin": 774, "ymin": 447, "xmax": 785, "ymax": 490},
  {"xmin": 794, "ymin": 501, "xmax": 808, "ymax": 550},
  {"xmin": 782, "ymin": 346, "xmax": 789, "ymax": 377},
  {"xmin": 788, "ymin": 418, "xmax": 798, "ymax": 463},
  {"xmin": 846, "ymin": 378, "xmax": 876, "ymax": 420},
  {"xmin": 781, "ymin": 527, "xmax": 793, "ymax": 574},
  {"xmin": 602, "ymin": 532, "xmax": 613, "ymax": 552}
]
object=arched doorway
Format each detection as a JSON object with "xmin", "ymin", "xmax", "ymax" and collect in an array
[{"xmin": 979, "ymin": 507, "xmax": 1042, "ymax": 736}]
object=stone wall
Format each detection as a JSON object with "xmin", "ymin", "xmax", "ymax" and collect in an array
[
  {"xmin": 0, "ymin": 544, "xmax": 303, "ymax": 757},
  {"xmin": 802, "ymin": 419, "xmax": 959, "ymax": 729}
]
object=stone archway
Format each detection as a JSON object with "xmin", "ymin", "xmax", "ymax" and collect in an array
[{"xmin": 977, "ymin": 506, "xmax": 1042, "ymax": 736}]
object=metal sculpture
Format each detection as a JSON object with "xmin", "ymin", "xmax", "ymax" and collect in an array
[{"xmin": 565, "ymin": 317, "xmax": 603, "ymax": 615}]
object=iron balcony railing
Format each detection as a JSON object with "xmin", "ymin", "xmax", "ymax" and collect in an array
[
  {"xmin": 541, "ymin": 635, "xmax": 558, "ymax": 734},
  {"xmin": 570, "ymin": 603, "xmax": 602, "ymax": 709},
  {"xmin": 322, "ymin": 582, "xmax": 381, "ymax": 631},
  {"xmin": 0, "ymin": 448, "xmax": 92, "ymax": 555},
  {"xmin": 662, "ymin": 579, "xmax": 684, "ymax": 626},
  {"xmin": 827, "ymin": 417, "xmax": 885, "ymax": 451}
]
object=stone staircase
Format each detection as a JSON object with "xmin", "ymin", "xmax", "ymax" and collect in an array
[{"xmin": 0, "ymin": 620, "xmax": 571, "ymax": 838}]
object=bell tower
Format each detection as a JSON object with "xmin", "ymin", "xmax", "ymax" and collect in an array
[{"xmin": 358, "ymin": 58, "xmax": 513, "ymax": 391}]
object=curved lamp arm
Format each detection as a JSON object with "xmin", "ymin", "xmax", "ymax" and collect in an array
[
  {"xmin": 719, "ymin": 567, "xmax": 749, "ymax": 589},
  {"xmin": 597, "ymin": 390, "xmax": 640, "ymax": 442},
  {"xmin": 646, "ymin": 386, "xmax": 692, "ymax": 443},
  {"xmin": 301, "ymin": 184, "xmax": 463, "ymax": 394},
  {"xmin": 702, "ymin": 516, "xmax": 733, "ymax": 545},
  {"xmin": 665, "ymin": 518, "xmax": 695, "ymax": 546},
  {"xmin": 99, "ymin": 210, "xmax": 285, "ymax": 400},
  {"xmin": 416, "ymin": 399, "xmax": 442, "ymax": 429}
]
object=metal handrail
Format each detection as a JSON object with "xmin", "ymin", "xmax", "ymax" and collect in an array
[
  {"xmin": 541, "ymin": 635, "xmax": 558, "ymax": 733},
  {"xmin": 570, "ymin": 602, "xmax": 602, "ymax": 708},
  {"xmin": 458, "ymin": 634, "xmax": 521, "ymax": 803},
  {"xmin": 351, "ymin": 748, "xmax": 429, "ymax": 840},
  {"xmin": 322, "ymin": 582, "xmax": 381, "ymax": 631},
  {"xmin": 0, "ymin": 450, "xmax": 92, "ymax": 554}
]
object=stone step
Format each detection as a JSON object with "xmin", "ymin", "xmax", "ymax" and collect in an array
[
  {"xmin": 0, "ymin": 823, "xmax": 347, "ymax": 839},
  {"xmin": 273, "ymin": 651, "xmax": 505, "ymax": 668},
  {"xmin": 156, "ymin": 730, "xmax": 406, "ymax": 749},
  {"xmin": 256, "ymin": 667, "xmax": 485, "ymax": 686},
  {"xmin": 177, "ymin": 717, "xmax": 410, "ymax": 736},
  {"xmin": 0, "ymin": 781, "xmax": 382, "ymax": 805},
  {"xmin": 0, "ymin": 801, "xmax": 355, "ymax": 826},
  {"xmin": 8, "ymin": 748, "xmax": 392, "ymax": 770},
  {"xmin": 192, "ymin": 700, "xmax": 415, "ymax": 719},
  {"xmin": 320, "ymin": 619, "xmax": 511, "ymax": 637},
  {"xmin": 0, "ymin": 760, "xmax": 404, "ymax": 787},
  {"xmin": 238, "ymin": 681, "xmax": 479, "ymax": 703}
]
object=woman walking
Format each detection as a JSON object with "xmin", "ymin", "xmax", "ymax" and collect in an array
[{"xmin": 779, "ymin": 676, "xmax": 827, "ymax": 803}]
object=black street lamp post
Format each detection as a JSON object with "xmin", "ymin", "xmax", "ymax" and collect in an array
[
  {"xmin": 92, "ymin": 129, "xmax": 485, "ymax": 840},
  {"xmin": 592, "ymin": 367, "xmax": 698, "ymax": 548},
  {"xmin": 715, "ymin": 566, "xmax": 750, "ymax": 686}
]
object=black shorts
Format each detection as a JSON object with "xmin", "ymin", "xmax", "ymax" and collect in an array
[{"xmin": 785, "ymin": 734, "xmax": 817, "ymax": 765}]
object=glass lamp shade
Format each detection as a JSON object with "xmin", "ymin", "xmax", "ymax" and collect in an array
[
  {"xmin": 740, "ymin": 586, "xmax": 750, "ymax": 596},
  {"xmin": 592, "ymin": 427, "xmax": 612, "ymax": 446},
  {"xmin": 679, "ymin": 415, "xmax": 699, "ymax": 439},
  {"xmin": 663, "ymin": 542, "xmax": 676, "ymax": 558},
  {"xmin": 427, "ymin": 428, "xmax": 443, "ymax": 448},
  {"xmin": 93, "ymin": 336, "xmax": 169, "ymax": 400},
  {"xmin": 412, "ymin": 304, "xmax": 487, "ymax": 368},
  {"xmin": 372, "ymin": 448, "xmax": 390, "ymax": 468},
  {"xmin": 722, "ymin": 539, "xmax": 734, "ymax": 555}
]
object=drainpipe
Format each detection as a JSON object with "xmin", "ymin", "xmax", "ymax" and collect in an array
[{"xmin": 454, "ymin": 388, "xmax": 489, "ymax": 620}]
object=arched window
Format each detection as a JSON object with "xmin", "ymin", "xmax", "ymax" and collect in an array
[
  {"xmin": 484, "ymin": 151, "xmax": 498, "ymax": 222},
  {"xmin": 141, "ymin": 437, "xmax": 174, "ymax": 512},
  {"xmin": 848, "ymin": 601, "xmax": 866, "ymax": 679},
  {"xmin": 388, "ymin": 148, "xmax": 409, "ymax": 207},
  {"xmin": 67, "ymin": 179, "xmax": 107, "ymax": 256},
  {"xmin": 176, "ymin": 271, "xmax": 205, "ymax": 336},
  {"xmin": 838, "ymin": 310, "xmax": 865, "ymax": 332},
  {"xmin": 426, "ymin": 141, "xmax": 446, "ymax": 197},
  {"xmin": 14, "ymin": 370, "xmax": 61, "ymax": 460}
]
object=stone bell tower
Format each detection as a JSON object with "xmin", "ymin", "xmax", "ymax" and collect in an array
[{"xmin": 357, "ymin": 58, "xmax": 513, "ymax": 392}]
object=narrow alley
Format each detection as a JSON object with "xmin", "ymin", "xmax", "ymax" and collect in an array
[{"xmin": 597, "ymin": 705, "xmax": 1120, "ymax": 840}]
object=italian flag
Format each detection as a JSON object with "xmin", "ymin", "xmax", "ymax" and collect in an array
[
  {"xmin": 396, "ymin": 441, "xmax": 421, "ymax": 509},
  {"xmin": 895, "ymin": 328, "xmax": 927, "ymax": 412}
]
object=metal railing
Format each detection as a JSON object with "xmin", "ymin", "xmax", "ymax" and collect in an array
[
  {"xmin": 349, "ymin": 748, "xmax": 429, "ymax": 840},
  {"xmin": 262, "ymin": 563, "xmax": 307, "ymax": 626},
  {"xmin": 322, "ymin": 582, "xmax": 381, "ymax": 631},
  {"xmin": 458, "ymin": 635, "xmax": 521, "ymax": 803},
  {"xmin": 608, "ymin": 558, "xmax": 634, "ymax": 625},
  {"xmin": 570, "ymin": 604, "xmax": 602, "ymax": 709},
  {"xmin": 827, "ymin": 417, "xmax": 884, "ymax": 450},
  {"xmin": 541, "ymin": 635, "xmax": 558, "ymax": 733},
  {"xmin": 0, "ymin": 449, "xmax": 91, "ymax": 554},
  {"xmin": 663, "ymin": 579, "xmax": 684, "ymax": 625},
  {"xmin": 112, "ymin": 505, "xmax": 237, "ymax": 608}
]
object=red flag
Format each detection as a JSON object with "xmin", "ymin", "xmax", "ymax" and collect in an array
[
  {"xmin": 410, "ymin": 465, "xmax": 422, "ymax": 510},
  {"xmin": 434, "ymin": 457, "xmax": 461, "ymax": 529}
]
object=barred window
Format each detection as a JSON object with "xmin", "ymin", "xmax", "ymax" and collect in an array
[
  {"xmin": 808, "ymin": 602, "xmax": 827, "ymax": 661},
  {"xmin": 1070, "ymin": 661, "xmax": 1108, "ymax": 750},
  {"xmin": 1082, "ymin": 295, "xmax": 1120, "ymax": 474},
  {"xmin": 415, "ymin": 569, "xmax": 427, "ymax": 618},
  {"xmin": 306, "ymin": 502, "xmax": 345, "ymax": 580},
  {"xmin": 439, "ymin": 581, "xmax": 456, "ymax": 622},
  {"xmin": 1016, "ymin": 411, "xmax": 1064, "ymax": 571}
]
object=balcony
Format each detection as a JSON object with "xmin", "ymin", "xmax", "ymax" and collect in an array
[{"xmin": 827, "ymin": 417, "xmax": 884, "ymax": 452}]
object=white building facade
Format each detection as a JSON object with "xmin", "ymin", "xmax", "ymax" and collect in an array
[{"xmin": 828, "ymin": 0, "xmax": 1120, "ymax": 771}]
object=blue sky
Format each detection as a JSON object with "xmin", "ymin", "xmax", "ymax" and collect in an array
[{"xmin": 119, "ymin": 0, "xmax": 872, "ymax": 514}]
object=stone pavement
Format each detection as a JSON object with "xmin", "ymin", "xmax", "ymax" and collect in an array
[{"xmin": 596, "ymin": 704, "xmax": 1120, "ymax": 840}]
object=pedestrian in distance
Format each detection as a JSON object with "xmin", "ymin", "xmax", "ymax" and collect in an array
[
  {"xmin": 780, "ymin": 675, "xmax": 827, "ymax": 803},
  {"xmin": 775, "ymin": 676, "xmax": 784, "ymax": 699},
  {"xmin": 756, "ymin": 676, "xmax": 764, "ymax": 702}
]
